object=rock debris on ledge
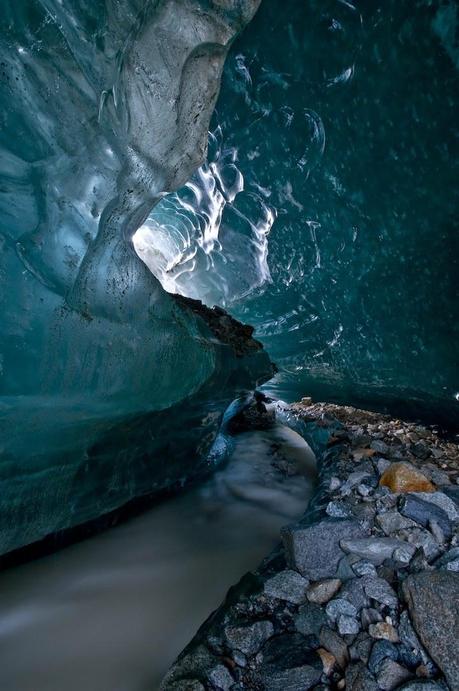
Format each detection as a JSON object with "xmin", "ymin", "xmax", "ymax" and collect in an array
[{"xmin": 161, "ymin": 400, "xmax": 459, "ymax": 691}]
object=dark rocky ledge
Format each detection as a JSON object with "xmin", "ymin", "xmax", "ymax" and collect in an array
[
  {"xmin": 173, "ymin": 295, "xmax": 269, "ymax": 359},
  {"xmin": 161, "ymin": 400, "xmax": 459, "ymax": 691}
]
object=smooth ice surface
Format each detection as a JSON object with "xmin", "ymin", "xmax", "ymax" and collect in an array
[
  {"xmin": 136, "ymin": 0, "xmax": 459, "ymax": 426},
  {"xmin": 0, "ymin": 0, "xmax": 268, "ymax": 555},
  {"xmin": 0, "ymin": 425, "xmax": 316, "ymax": 691}
]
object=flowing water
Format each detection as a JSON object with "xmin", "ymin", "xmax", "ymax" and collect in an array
[{"xmin": 0, "ymin": 424, "xmax": 316, "ymax": 691}]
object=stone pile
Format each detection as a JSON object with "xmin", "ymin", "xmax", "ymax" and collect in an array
[{"xmin": 161, "ymin": 402, "xmax": 459, "ymax": 691}]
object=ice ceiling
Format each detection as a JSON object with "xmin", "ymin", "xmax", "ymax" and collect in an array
[
  {"xmin": 0, "ymin": 0, "xmax": 458, "ymax": 554},
  {"xmin": 135, "ymin": 0, "xmax": 459, "ymax": 426}
]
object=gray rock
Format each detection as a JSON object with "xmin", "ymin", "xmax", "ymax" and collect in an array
[
  {"xmin": 399, "ymin": 495, "xmax": 452, "ymax": 540},
  {"xmin": 442, "ymin": 486, "xmax": 459, "ymax": 510},
  {"xmin": 393, "ymin": 543, "xmax": 417, "ymax": 565},
  {"xmin": 326, "ymin": 501, "xmax": 352, "ymax": 518},
  {"xmin": 403, "ymin": 571, "xmax": 459, "ymax": 691},
  {"xmin": 364, "ymin": 577, "xmax": 398, "ymax": 608},
  {"xmin": 264, "ymin": 569, "xmax": 309, "ymax": 604},
  {"xmin": 337, "ymin": 614, "xmax": 360, "ymax": 635},
  {"xmin": 261, "ymin": 664, "xmax": 322, "ymax": 691},
  {"xmin": 208, "ymin": 665, "xmax": 234, "ymax": 691},
  {"xmin": 224, "ymin": 621, "xmax": 273, "ymax": 656},
  {"xmin": 167, "ymin": 682, "xmax": 205, "ymax": 691},
  {"xmin": 306, "ymin": 578, "xmax": 341, "ymax": 604},
  {"xmin": 361, "ymin": 607, "xmax": 383, "ymax": 629},
  {"xmin": 411, "ymin": 491, "xmax": 459, "ymax": 521},
  {"xmin": 352, "ymin": 559, "xmax": 378, "ymax": 577},
  {"xmin": 345, "ymin": 662, "xmax": 379, "ymax": 691},
  {"xmin": 376, "ymin": 510, "xmax": 418, "ymax": 535},
  {"xmin": 403, "ymin": 528, "xmax": 441, "ymax": 561},
  {"xmin": 339, "ymin": 577, "xmax": 370, "ymax": 611},
  {"xmin": 282, "ymin": 518, "xmax": 368, "ymax": 580},
  {"xmin": 329, "ymin": 476, "xmax": 341, "ymax": 491},
  {"xmin": 340, "ymin": 537, "xmax": 416, "ymax": 564},
  {"xmin": 325, "ymin": 597, "xmax": 358, "ymax": 622},
  {"xmin": 435, "ymin": 547, "xmax": 459, "ymax": 572},
  {"xmin": 368, "ymin": 639, "xmax": 399, "ymax": 674},
  {"xmin": 357, "ymin": 483, "xmax": 373, "ymax": 497},
  {"xmin": 319, "ymin": 626, "xmax": 349, "ymax": 668},
  {"xmin": 349, "ymin": 631, "xmax": 373, "ymax": 663},
  {"xmin": 377, "ymin": 458, "xmax": 392, "ymax": 474},
  {"xmin": 376, "ymin": 659, "xmax": 412, "ymax": 690},
  {"xmin": 295, "ymin": 603, "xmax": 327, "ymax": 637},
  {"xmin": 340, "ymin": 470, "xmax": 373, "ymax": 494},
  {"xmin": 371, "ymin": 440, "xmax": 390, "ymax": 455}
]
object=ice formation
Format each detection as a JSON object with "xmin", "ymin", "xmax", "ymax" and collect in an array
[{"xmin": 0, "ymin": 0, "xmax": 269, "ymax": 555}]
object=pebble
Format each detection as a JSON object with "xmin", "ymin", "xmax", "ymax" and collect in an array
[
  {"xmin": 325, "ymin": 597, "xmax": 358, "ymax": 622},
  {"xmin": 376, "ymin": 510, "xmax": 418, "ymax": 535},
  {"xmin": 399, "ymin": 495, "xmax": 452, "ymax": 540},
  {"xmin": 306, "ymin": 578, "xmax": 342, "ymax": 604},
  {"xmin": 340, "ymin": 537, "xmax": 416, "ymax": 564},
  {"xmin": 208, "ymin": 665, "xmax": 234, "ymax": 690},
  {"xmin": 264, "ymin": 569, "xmax": 309, "ymax": 604},
  {"xmin": 337, "ymin": 614, "xmax": 360, "ymax": 635},
  {"xmin": 317, "ymin": 647, "xmax": 336, "ymax": 675},
  {"xmin": 224, "ymin": 621, "xmax": 273, "ymax": 656},
  {"xmin": 319, "ymin": 626, "xmax": 349, "ymax": 668},
  {"xmin": 352, "ymin": 559, "xmax": 378, "ymax": 577},
  {"xmin": 376, "ymin": 659, "xmax": 412, "ymax": 690},
  {"xmin": 368, "ymin": 622, "xmax": 399, "ymax": 643},
  {"xmin": 364, "ymin": 577, "xmax": 398, "ymax": 608},
  {"xmin": 295, "ymin": 603, "xmax": 327, "ymax": 637}
]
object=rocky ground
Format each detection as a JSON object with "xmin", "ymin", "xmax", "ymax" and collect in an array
[{"xmin": 160, "ymin": 399, "xmax": 459, "ymax": 691}]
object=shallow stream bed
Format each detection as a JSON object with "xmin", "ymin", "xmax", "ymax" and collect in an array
[{"xmin": 0, "ymin": 424, "xmax": 316, "ymax": 691}]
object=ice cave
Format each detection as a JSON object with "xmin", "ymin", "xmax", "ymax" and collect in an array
[{"xmin": 0, "ymin": 1, "xmax": 458, "ymax": 690}]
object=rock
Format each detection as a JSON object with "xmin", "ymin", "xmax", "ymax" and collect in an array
[
  {"xmin": 345, "ymin": 662, "xmax": 379, "ymax": 691},
  {"xmin": 264, "ymin": 570, "xmax": 309, "ymax": 604},
  {"xmin": 371, "ymin": 440, "xmax": 390, "ymax": 455},
  {"xmin": 295, "ymin": 603, "xmax": 328, "ymax": 637},
  {"xmin": 352, "ymin": 559, "xmax": 378, "ymax": 577},
  {"xmin": 376, "ymin": 510, "xmax": 418, "ymax": 535},
  {"xmin": 282, "ymin": 518, "xmax": 368, "ymax": 580},
  {"xmin": 306, "ymin": 578, "xmax": 342, "ymax": 604},
  {"xmin": 376, "ymin": 659, "xmax": 412, "ymax": 690},
  {"xmin": 224, "ymin": 621, "xmax": 274, "ymax": 656},
  {"xmin": 403, "ymin": 528, "xmax": 441, "ymax": 561},
  {"xmin": 380, "ymin": 463, "xmax": 436, "ymax": 494},
  {"xmin": 329, "ymin": 476, "xmax": 342, "ymax": 491},
  {"xmin": 403, "ymin": 571, "xmax": 459, "ymax": 691},
  {"xmin": 368, "ymin": 639, "xmax": 399, "ymax": 674},
  {"xmin": 340, "ymin": 537, "xmax": 416, "ymax": 564},
  {"xmin": 319, "ymin": 626, "xmax": 349, "ymax": 668},
  {"xmin": 317, "ymin": 647, "xmax": 336, "ymax": 675},
  {"xmin": 337, "ymin": 614, "xmax": 360, "ymax": 635},
  {"xmin": 349, "ymin": 631, "xmax": 373, "ymax": 663},
  {"xmin": 368, "ymin": 622, "xmax": 399, "ymax": 642},
  {"xmin": 442, "ymin": 485, "xmax": 459, "ymax": 509},
  {"xmin": 434, "ymin": 546, "xmax": 459, "ymax": 572},
  {"xmin": 208, "ymin": 665, "xmax": 234, "ymax": 690},
  {"xmin": 364, "ymin": 577, "xmax": 398, "ymax": 608},
  {"xmin": 168, "ymin": 682, "xmax": 205, "ymax": 691},
  {"xmin": 326, "ymin": 501, "xmax": 352, "ymax": 518},
  {"xmin": 399, "ymin": 495, "xmax": 452, "ymax": 539},
  {"xmin": 325, "ymin": 597, "xmax": 358, "ymax": 622},
  {"xmin": 411, "ymin": 491, "xmax": 459, "ymax": 521},
  {"xmin": 393, "ymin": 543, "xmax": 417, "ymax": 566},
  {"xmin": 340, "ymin": 470, "xmax": 374, "ymax": 494},
  {"xmin": 261, "ymin": 664, "xmax": 322, "ymax": 691},
  {"xmin": 361, "ymin": 607, "xmax": 383, "ymax": 629}
]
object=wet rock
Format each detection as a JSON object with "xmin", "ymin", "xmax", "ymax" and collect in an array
[
  {"xmin": 306, "ymin": 578, "xmax": 342, "ymax": 604},
  {"xmin": 325, "ymin": 597, "xmax": 358, "ymax": 622},
  {"xmin": 319, "ymin": 626, "xmax": 349, "ymax": 668},
  {"xmin": 371, "ymin": 440, "xmax": 390, "ymax": 455},
  {"xmin": 364, "ymin": 577, "xmax": 398, "ymax": 608},
  {"xmin": 349, "ymin": 631, "xmax": 373, "ymax": 663},
  {"xmin": 295, "ymin": 603, "xmax": 327, "ymax": 637},
  {"xmin": 259, "ymin": 634, "xmax": 322, "ymax": 691},
  {"xmin": 261, "ymin": 664, "xmax": 322, "ymax": 691},
  {"xmin": 380, "ymin": 463, "xmax": 436, "ymax": 494},
  {"xmin": 434, "ymin": 546, "xmax": 459, "ymax": 572},
  {"xmin": 337, "ymin": 614, "xmax": 360, "ymax": 635},
  {"xmin": 368, "ymin": 622, "xmax": 399, "ymax": 643},
  {"xmin": 264, "ymin": 569, "xmax": 309, "ymax": 604},
  {"xmin": 224, "ymin": 621, "xmax": 274, "ymax": 656},
  {"xmin": 376, "ymin": 659, "xmax": 412, "ymax": 690},
  {"xmin": 403, "ymin": 571, "xmax": 459, "ymax": 691},
  {"xmin": 282, "ymin": 518, "xmax": 368, "ymax": 580},
  {"xmin": 376, "ymin": 510, "xmax": 418, "ymax": 535},
  {"xmin": 399, "ymin": 495, "xmax": 452, "ymax": 540},
  {"xmin": 326, "ymin": 501, "xmax": 352, "ymax": 518},
  {"xmin": 340, "ymin": 537, "xmax": 416, "ymax": 564},
  {"xmin": 345, "ymin": 662, "xmax": 379, "ymax": 691},
  {"xmin": 208, "ymin": 664, "xmax": 234, "ymax": 690},
  {"xmin": 368, "ymin": 639, "xmax": 399, "ymax": 674}
]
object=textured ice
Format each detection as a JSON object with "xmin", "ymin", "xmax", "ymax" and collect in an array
[
  {"xmin": 137, "ymin": 0, "xmax": 459, "ymax": 426},
  {"xmin": 0, "ymin": 0, "xmax": 267, "ymax": 555}
]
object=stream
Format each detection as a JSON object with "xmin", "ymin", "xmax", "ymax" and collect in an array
[{"xmin": 0, "ymin": 424, "xmax": 316, "ymax": 691}]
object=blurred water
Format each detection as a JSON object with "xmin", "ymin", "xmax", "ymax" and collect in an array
[{"xmin": 0, "ymin": 425, "xmax": 316, "ymax": 691}]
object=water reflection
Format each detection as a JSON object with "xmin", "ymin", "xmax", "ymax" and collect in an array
[{"xmin": 0, "ymin": 425, "xmax": 316, "ymax": 691}]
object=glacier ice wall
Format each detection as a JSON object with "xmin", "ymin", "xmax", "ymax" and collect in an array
[
  {"xmin": 136, "ymin": 0, "xmax": 459, "ymax": 426},
  {"xmin": 0, "ymin": 0, "xmax": 270, "ymax": 556}
]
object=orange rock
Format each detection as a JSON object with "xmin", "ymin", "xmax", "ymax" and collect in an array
[
  {"xmin": 317, "ymin": 648, "xmax": 336, "ymax": 676},
  {"xmin": 380, "ymin": 462, "xmax": 435, "ymax": 493}
]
